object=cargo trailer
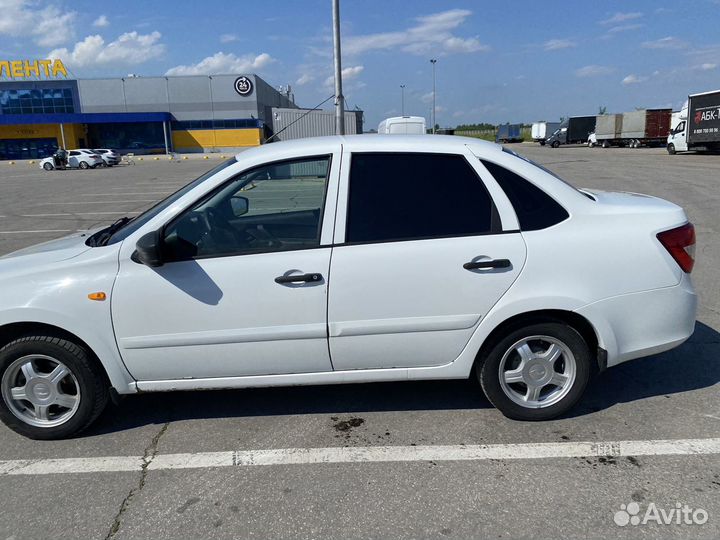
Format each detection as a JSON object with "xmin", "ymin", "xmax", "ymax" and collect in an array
[
  {"xmin": 496, "ymin": 123, "xmax": 523, "ymax": 143},
  {"xmin": 667, "ymin": 90, "xmax": 720, "ymax": 154},
  {"xmin": 591, "ymin": 109, "xmax": 670, "ymax": 148}
]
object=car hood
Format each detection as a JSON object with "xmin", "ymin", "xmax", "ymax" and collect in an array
[{"xmin": 0, "ymin": 230, "xmax": 95, "ymax": 265}]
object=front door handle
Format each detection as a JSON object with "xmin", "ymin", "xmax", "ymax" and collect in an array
[
  {"xmin": 274, "ymin": 273, "xmax": 323, "ymax": 284},
  {"xmin": 463, "ymin": 259, "xmax": 511, "ymax": 270}
]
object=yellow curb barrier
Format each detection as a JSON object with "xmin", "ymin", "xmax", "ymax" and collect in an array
[
  {"xmin": 203, "ymin": 155, "xmax": 209, "ymax": 159},
  {"xmin": 183, "ymin": 156, "xmax": 188, "ymax": 160}
]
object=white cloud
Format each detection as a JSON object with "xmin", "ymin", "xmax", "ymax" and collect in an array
[
  {"xmin": 49, "ymin": 31, "xmax": 165, "ymax": 67},
  {"xmin": 641, "ymin": 36, "xmax": 688, "ymax": 50},
  {"xmin": 93, "ymin": 15, "xmax": 109, "ymax": 28},
  {"xmin": 344, "ymin": 9, "xmax": 489, "ymax": 56},
  {"xmin": 622, "ymin": 74, "xmax": 647, "ymax": 85},
  {"xmin": 600, "ymin": 12, "xmax": 643, "ymax": 25},
  {"xmin": 452, "ymin": 110, "xmax": 465, "ymax": 118},
  {"xmin": 606, "ymin": 23, "xmax": 643, "ymax": 34},
  {"xmin": 543, "ymin": 38, "xmax": 575, "ymax": 51},
  {"xmin": 165, "ymin": 52, "xmax": 273, "ymax": 76},
  {"xmin": 697, "ymin": 63, "xmax": 717, "ymax": 71},
  {"xmin": 420, "ymin": 91, "xmax": 434, "ymax": 104},
  {"xmin": 323, "ymin": 65, "xmax": 364, "ymax": 88},
  {"xmin": 295, "ymin": 73, "xmax": 314, "ymax": 86},
  {"xmin": 575, "ymin": 65, "xmax": 615, "ymax": 77},
  {"xmin": 220, "ymin": 33, "xmax": 238, "ymax": 43},
  {"xmin": 0, "ymin": 0, "xmax": 76, "ymax": 47}
]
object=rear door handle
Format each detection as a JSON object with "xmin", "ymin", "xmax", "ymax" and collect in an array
[
  {"xmin": 463, "ymin": 259, "xmax": 511, "ymax": 270},
  {"xmin": 274, "ymin": 273, "xmax": 323, "ymax": 284}
]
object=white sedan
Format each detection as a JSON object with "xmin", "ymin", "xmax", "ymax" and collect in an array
[
  {"xmin": 39, "ymin": 149, "xmax": 103, "ymax": 170},
  {"xmin": 0, "ymin": 135, "xmax": 697, "ymax": 439}
]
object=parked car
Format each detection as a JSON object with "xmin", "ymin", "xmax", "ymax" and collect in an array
[
  {"xmin": 93, "ymin": 148, "xmax": 120, "ymax": 166},
  {"xmin": 39, "ymin": 149, "xmax": 103, "ymax": 170},
  {"xmin": 0, "ymin": 135, "xmax": 697, "ymax": 439}
]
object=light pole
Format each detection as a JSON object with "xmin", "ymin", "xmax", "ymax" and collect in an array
[
  {"xmin": 400, "ymin": 84, "xmax": 406, "ymax": 116},
  {"xmin": 332, "ymin": 0, "xmax": 345, "ymax": 135},
  {"xmin": 430, "ymin": 58, "xmax": 437, "ymax": 134}
]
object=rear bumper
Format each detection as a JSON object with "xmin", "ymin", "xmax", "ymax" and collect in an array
[{"xmin": 575, "ymin": 273, "xmax": 697, "ymax": 368}]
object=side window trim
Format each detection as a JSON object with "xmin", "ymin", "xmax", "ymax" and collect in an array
[{"xmin": 160, "ymin": 154, "xmax": 334, "ymax": 263}]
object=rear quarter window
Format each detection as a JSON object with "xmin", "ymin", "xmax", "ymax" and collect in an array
[{"xmin": 481, "ymin": 160, "xmax": 569, "ymax": 231}]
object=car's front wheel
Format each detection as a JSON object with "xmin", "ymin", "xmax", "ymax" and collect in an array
[
  {"xmin": 0, "ymin": 335, "xmax": 109, "ymax": 439},
  {"xmin": 42, "ymin": 162, "xmax": 53, "ymax": 171},
  {"xmin": 478, "ymin": 322, "xmax": 591, "ymax": 421}
]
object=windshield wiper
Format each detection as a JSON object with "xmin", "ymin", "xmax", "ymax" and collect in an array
[{"xmin": 88, "ymin": 216, "xmax": 132, "ymax": 247}]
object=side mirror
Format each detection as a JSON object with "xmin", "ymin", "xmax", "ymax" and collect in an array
[
  {"xmin": 230, "ymin": 196, "xmax": 249, "ymax": 217},
  {"xmin": 132, "ymin": 230, "xmax": 164, "ymax": 267}
]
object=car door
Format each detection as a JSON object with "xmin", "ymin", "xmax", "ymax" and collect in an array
[
  {"xmin": 68, "ymin": 150, "xmax": 79, "ymax": 167},
  {"xmin": 327, "ymin": 149, "xmax": 526, "ymax": 370},
  {"xmin": 111, "ymin": 152, "xmax": 339, "ymax": 381}
]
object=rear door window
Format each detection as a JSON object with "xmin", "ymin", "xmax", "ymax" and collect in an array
[{"xmin": 346, "ymin": 152, "xmax": 497, "ymax": 243}]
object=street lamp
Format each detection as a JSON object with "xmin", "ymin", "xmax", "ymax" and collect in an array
[
  {"xmin": 400, "ymin": 84, "xmax": 406, "ymax": 116},
  {"xmin": 332, "ymin": 0, "xmax": 345, "ymax": 135},
  {"xmin": 430, "ymin": 59, "xmax": 437, "ymax": 134}
]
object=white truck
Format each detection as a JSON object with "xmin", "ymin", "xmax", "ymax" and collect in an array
[
  {"xmin": 667, "ymin": 90, "xmax": 720, "ymax": 154},
  {"xmin": 531, "ymin": 122, "xmax": 560, "ymax": 145},
  {"xmin": 378, "ymin": 116, "xmax": 427, "ymax": 135}
]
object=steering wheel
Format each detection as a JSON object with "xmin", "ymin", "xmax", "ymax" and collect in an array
[{"xmin": 245, "ymin": 224, "xmax": 282, "ymax": 248}]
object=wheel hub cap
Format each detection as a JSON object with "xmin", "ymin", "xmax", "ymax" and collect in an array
[
  {"xmin": 498, "ymin": 335, "xmax": 577, "ymax": 409},
  {"xmin": 1, "ymin": 354, "xmax": 81, "ymax": 428}
]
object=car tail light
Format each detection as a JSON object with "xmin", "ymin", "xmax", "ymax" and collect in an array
[{"xmin": 657, "ymin": 223, "xmax": 695, "ymax": 273}]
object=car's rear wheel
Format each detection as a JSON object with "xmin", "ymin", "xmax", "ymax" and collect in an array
[
  {"xmin": 478, "ymin": 322, "xmax": 591, "ymax": 421},
  {"xmin": 0, "ymin": 335, "xmax": 109, "ymax": 439},
  {"xmin": 42, "ymin": 162, "xmax": 53, "ymax": 171},
  {"xmin": 79, "ymin": 161, "xmax": 89, "ymax": 169},
  {"xmin": 551, "ymin": 141, "xmax": 560, "ymax": 148}
]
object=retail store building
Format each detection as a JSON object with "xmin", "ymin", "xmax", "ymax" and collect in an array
[{"xmin": 0, "ymin": 71, "xmax": 302, "ymax": 160}]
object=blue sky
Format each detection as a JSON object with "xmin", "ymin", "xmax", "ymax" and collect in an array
[{"xmin": 1, "ymin": 0, "xmax": 720, "ymax": 128}]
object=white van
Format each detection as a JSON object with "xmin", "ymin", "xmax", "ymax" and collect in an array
[{"xmin": 378, "ymin": 116, "xmax": 427, "ymax": 135}]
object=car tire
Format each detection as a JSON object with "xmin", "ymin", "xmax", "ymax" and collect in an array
[
  {"xmin": 42, "ymin": 162, "xmax": 53, "ymax": 171},
  {"xmin": 0, "ymin": 335, "xmax": 109, "ymax": 440},
  {"xmin": 551, "ymin": 141, "xmax": 560, "ymax": 148},
  {"xmin": 79, "ymin": 161, "xmax": 89, "ymax": 169},
  {"xmin": 477, "ymin": 322, "xmax": 591, "ymax": 421},
  {"xmin": 667, "ymin": 143, "xmax": 676, "ymax": 155},
  {"xmin": 601, "ymin": 140, "xmax": 610, "ymax": 149}
]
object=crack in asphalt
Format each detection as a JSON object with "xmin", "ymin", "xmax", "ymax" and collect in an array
[{"xmin": 104, "ymin": 422, "xmax": 170, "ymax": 540}]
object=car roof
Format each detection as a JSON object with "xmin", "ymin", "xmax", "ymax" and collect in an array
[{"xmin": 234, "ymin": 134, "xmax": 502, "ymax": 161}]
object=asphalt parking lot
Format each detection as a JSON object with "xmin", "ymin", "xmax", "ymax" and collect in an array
[{"xmin": 0, "ymin": 145, "xmax": 718, "ymax": 539}]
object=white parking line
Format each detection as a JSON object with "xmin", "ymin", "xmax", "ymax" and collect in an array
[
  {"xmin": 0, "ymin": 229, "xmax": 74, "ymax": 234},
  {"xmin": 1, "ymin": 437, "xmax": 719, "ymax": 476},
  {"xmin": 38, "ymin": 200, "xmax": 158, "ymax": 205},
  {"xmin": 19, "ymin": 212, "xmax": 142, "ymax": 217},
  {"xmin": 80, "ymin": 192, "xmax": 171, "ymax": 196}
]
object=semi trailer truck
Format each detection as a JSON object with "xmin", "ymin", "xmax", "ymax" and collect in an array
[
  {"xmin": 590, "ymin": 109, "xmax": 671, "ymax": 148},
  {"xmin": 667, "ymin": 90, "xmax": 720, "ymax": 154}
]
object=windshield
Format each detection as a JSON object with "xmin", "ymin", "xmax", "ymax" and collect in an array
[{"xmin": 100, "ymin": 157, "xmax": 238, "ymax": 245}]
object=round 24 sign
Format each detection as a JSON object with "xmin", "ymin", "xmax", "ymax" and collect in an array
[{"xmin": 234, "ymin": 76, "xmax": 253, "ymax": 96}]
